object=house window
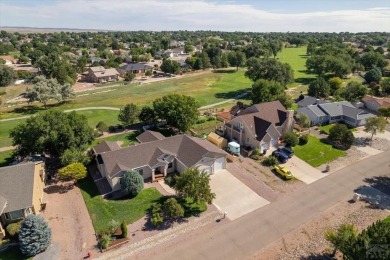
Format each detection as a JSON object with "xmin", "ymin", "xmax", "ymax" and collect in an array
[
  {"xmin": 8, "ymin": 210, "xmax": 23, "ymax": 220},
  {"xmin": 168, "ymin": 162, "xmax": 173, "ymax": 169}
]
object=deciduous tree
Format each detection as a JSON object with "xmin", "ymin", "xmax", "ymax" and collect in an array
[
  {"xmin": 308, "ymin": 77, "xmax": 330, "ymax": 98},
  {"xmin": 341, "ymin": 81, "xmax": 367, "ymax": 102},
  {"xmin": 173, "ymin": 168, "xmax": 215, "ymax": 204},
  {"xmin": 160, "ymin": 59, "xmax": 181, "ymax": 74},
  {"xmin": 251, "ymin": 79, "xmax": 284, "ymax": 104},
  {"xmin": 0, "ymin": 64, "xmax": 16, "ymax": 86},
  {"xmin": 162, "ymin": 198, "xmax": 185, "ymax": 220},
  {"xmin": 246, "ymin": 57, "xmax": 294, "ymax": 86},
  {"xmin": 364, "ymin": 67, "xmax": 382, "ymax": 84},
  {"xmin": 364, "ymin": 116, "xmax": 387, "ymax": 140},
  {"xmin": 118, "ymin": 103, "xmax": 139, "ymax": 127},
  {"xmin": 138, "ymin": 106, "xmax": 157, "ymax": 124},
  {"xmin": 328, "ymin": 124, "xmax": 355, "ymax": 149},
  {"xmin": 378, "ymin": 107, "xmax": 390, "ymax": 120},
  {"xmin": 58, "ymin": 162, "xmax": 87, "ymax": 182},
  {"xmin": 10, "ymin": 110, "xmax": 95, "ymax": 157},
  {"xmin": 153, "ymin": 94, "xmax": 199, "ymax": 132}
]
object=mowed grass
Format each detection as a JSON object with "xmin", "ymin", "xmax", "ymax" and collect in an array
[
  {"xmin": 319, "ymin": 124, "xmax": 357, "ymax": 135},
  {"xmin": 39, "ymin": 70, "xmax": 251, "ymax": 110},
  {"xmin": 277, "ymin": 46, "xmax": 316, "ymax": 85},
  {"xmin": 0, "ymin": 119, "xmax": 21, "ymax": 148},
  {"xmin": 293, "ymin": 135, "xmax": 346, "ymax": 167},
  {"xmin": 0, "ymin": 150, "xmax": 14, "ymax": 167},
  {"xmin": 90, "ymin": 131, "xmax": 139, "ymax": 148},
  {"xmin": 78, "ymin": 176, "xmax": 162, "ymax": 234}
]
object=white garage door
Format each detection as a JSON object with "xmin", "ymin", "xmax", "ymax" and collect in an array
[
  {"xmin": 197, "ymin": 165, "xmax": 212, "ymax": 175},
  {"xmin": 213, "ymin": 157, "xmax": 225, "ymax": 173}
]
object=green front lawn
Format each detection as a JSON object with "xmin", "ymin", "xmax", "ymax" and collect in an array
[
  {"xmin": 190, "ymin": 117, "xmax": 221, "ymax": 136},
  {"xmin": 293, "ymin": 135, "xmax": 346, "ymax": 167},
  {"xmin": 319, "ymin": 124, "xmax": 357, "ymax": 135},
  {"xmin": 90, "ymin": 131, "xmax": 140, "ymax": 148},
  {"xmin": 78, "ymin": 176, "xmax": 162, "ymax": 234}
]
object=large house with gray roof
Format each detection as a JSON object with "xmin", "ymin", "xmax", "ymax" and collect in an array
[
  {"xmin": 93, "ymin": 131, "xmax": 228, "ymax": 192},
  {"xmin": 0, "ymin": 162, "xmax": 46, "ymax": 239},
  {"xmin": 221, "ymin": 101, "xmax": 295, "ymax": 153},
  {"xmin": 297, "ymin": 101, "xmax": 375, "ymax": 127}
]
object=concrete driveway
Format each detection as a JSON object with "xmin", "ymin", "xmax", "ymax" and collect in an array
[
  {"xmin": 354, "ymin": 129, "xmax": 390, "ymax": 141},
  {"xmin": 284, "ymin": 156, "xmax": 326, "ymax": 184},
  {"xmin": 210, "ymin": 169, "xmax": 270, "ymax": 220}
]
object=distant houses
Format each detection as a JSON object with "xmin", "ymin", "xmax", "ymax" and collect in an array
[
  {"xmin": 297, "ymin": 97, "xmax": 375, "ymax": 127},
  {"xmin": 117, "ymin": 63, "xmax": 153, "ymax": 76},
  {"xmin": 86, "ymin": 66, "xmax": 120, "ymax": 83},
  {"xmin": 363, "ymin": 95, "xmax": 390, "ymax": 112}
]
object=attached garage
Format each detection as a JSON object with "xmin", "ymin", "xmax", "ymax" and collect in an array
[{"xmin": 213, "ymin": 157, "xmax": 225, "ymax": 173}]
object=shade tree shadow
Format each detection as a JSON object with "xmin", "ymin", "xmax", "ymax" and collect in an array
[{"xmin": 214, "ymin": 89, "xmax": 251, "ymax": 100}]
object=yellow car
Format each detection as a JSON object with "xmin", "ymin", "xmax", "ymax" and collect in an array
[{"xmin": 274, "ymin": 165, "xmax": 293, "ymax": 180}]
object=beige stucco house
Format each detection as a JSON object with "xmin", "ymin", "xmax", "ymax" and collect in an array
[
  {"xmin": 0, "ymin": 162, "xmax": 46, "ymax": 239},
  {"xmin": 93, "ymin": 131, "xmax": 228, "ymax": 192},
  {"xmin": 222, "ymin": 101, "xmax": 294, "ymax": 153},
  {"xmin": 86, "ymin": 66, "xmax": 120, "ymax": 83}
]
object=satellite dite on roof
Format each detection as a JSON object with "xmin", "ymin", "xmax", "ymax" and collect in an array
[{"xmin": 228, "ymin": 141, "xmax": 240, "ymax": 155}]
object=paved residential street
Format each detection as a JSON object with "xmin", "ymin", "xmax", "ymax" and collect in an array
[{"xmin": 149, "ymin": 150, "xmax": 390, "ymax": 260}]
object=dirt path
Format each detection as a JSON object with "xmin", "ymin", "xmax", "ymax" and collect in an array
[
  {"xmin": 41, "ymin": 180, "xmax": 98, "ymax": 260},
  {"xmin": 0, "ymin": 146, "xmax": 15, "ymax": 152}
]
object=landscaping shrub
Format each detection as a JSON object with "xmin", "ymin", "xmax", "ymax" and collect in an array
[
  {"xmin": 207, "ymin": 116, "xmax": 216, "ymax": 121},
  {"xmin": 249, "ymin": 148, "xmax": 261, "ymax": 160},
  {"xmin": 108, "ymin": 125, "xmax": 116, "ymax": 133},
  {"xmin": 164, "ymin": 176, "xmax": 176, "ymax": 188},
  {"xmin": 150, "ymin": 204, "xmax": 163, "ymax": 228},
  {"xmin": 100, "ymin": 234, "xmax": 111, "ymax": 249},
  {"xmin": 282, "ymin": 132, "xmax": 298, "ymax": 147},
  {"xmin": 108, "ymin": 219, "xmax": 120, "ymax": 235},
  {"xmin": 196, "ymin": 117, "xmax": 206, "ymax": 124},
  {"xmin": 261, "ymin": 156, "xmax": 278, "ymax": 167},
  {"xmin": 6, "ymin": 222, "xmax": 22, "ymax": 239},
  {"xmin": 19, "ymin": 215, "xmax": 51, "ymax": 257},
  {"xmin": 96, "ymin": 121, "xmax": 108, "ymax": 133},
  {"xmin": 120, "ymin": 170, "xmax": 144, "ymax": 196},
  {"xmin": 162, "ymin": 198, "xmax": 185, "ymax": 220},
  {"xmin": 120, "ymin": 221, "xmax": 127, "ymax": 238},
  {"xmin": 299, "ymin": 134, "xmax": 309, "ymax": 145},
  {"xmin": 60, "ymin": 148, "xmax": 91, "ymax": 166}
]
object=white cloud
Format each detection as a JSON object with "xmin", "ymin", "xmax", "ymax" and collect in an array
[{"xmin": 0, "ymin": 0, "xmax": 389, "ymax": 32}]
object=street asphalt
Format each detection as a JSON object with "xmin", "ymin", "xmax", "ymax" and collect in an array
[{"xmin": 151, "ymin": 150, "xmax": 390, "ymax": 260}]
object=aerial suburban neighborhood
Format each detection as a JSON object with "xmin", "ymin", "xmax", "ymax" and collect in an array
[{"xmin": 0, "ymin": 0, "xmax": 389, "ymax": 259}]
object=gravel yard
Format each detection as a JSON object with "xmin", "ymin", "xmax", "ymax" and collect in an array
[
  {"xmin": 228, "ymin": 157, "xmax": 305, "ymax": 202},
  {"xmin": 254, "ymin": 200, "xmax": 389, "ymax": 260}
]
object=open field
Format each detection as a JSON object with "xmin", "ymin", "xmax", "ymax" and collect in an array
[
  {"xmin": 0, "ymin": 150, "xmax": 14, "ymax": 167},
  {"xmin": 277, "ymin": 46, "xmax": 316, "ymax": 85},
  {"xmin": 293, "ymin": 135, "xmax": 346, "ymax": 167},
  {"xmin": 0, "ymin": 70, "xmax": 252, "ymax": 114},
  {"xmin": 78, "ymin": 176, "xmax": 162, "ymax": 233},
  {"xmin": 0, "ymin": 119, "xmax": 20, "ymax": 148}
]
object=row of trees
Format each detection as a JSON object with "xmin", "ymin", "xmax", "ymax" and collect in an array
[{"xmin": 118, "ymin": 94, "xmax": 199, "ymax": 132}]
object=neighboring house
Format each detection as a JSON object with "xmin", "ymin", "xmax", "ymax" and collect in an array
[
  {"xmin": 0, "ymin": 162, "xmax": 46, "ymax": 239},
  {"xmin": 93, "ymin": 131, "xmax": 228, "ymax": 192},
  {"xmin": 296, "ymin": 95, "xmax": 327, "ymax": 108},
  {"xmin": 86, "ymin": 66, "xmax": 120, "ymax": 83},
  {"xmin": 117, "ymin": 63, "xmax": 153, "ymax": 76},
  {"xmin": 363, "ymin": 95, "xmax": 390, "ymax": 112},
  {"xmin": 298, "ymin": 101, "xmax": 376, "ymax": 127},
  {"xmin": 222, "ymin": 101, "xmax": 295, "ymax": 153}
]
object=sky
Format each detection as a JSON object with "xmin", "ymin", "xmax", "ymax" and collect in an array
[{"xmin": 0, "ymin": 0, "xmax": 389, "ymax": 32}]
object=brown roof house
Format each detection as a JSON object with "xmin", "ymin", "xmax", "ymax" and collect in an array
[
  {"xmin": 117, "ymin": 63, "xmax": 153, "ymax": 76},
  {"xmin": 221, "ymin": 101, "xmax": 294, "ymax": 153},
  {"xmin": 363, "ymin": 95, "xmax": 390, "ymax": 112},
  {"xmin": 93, "ymin": 131, "xmax": 228, "ymax": 192},
  {"xmin": 86, "ymin": 66, "xmax": 120, "ymax": 83},
  {"xmin": 0, "ymin": 162, "xmax": 46, "ymax": 239}
]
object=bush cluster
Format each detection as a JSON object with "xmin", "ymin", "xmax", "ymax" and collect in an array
[{"xmin": 299, "ymin": 134, "xmax": 309, "ymax": 145}]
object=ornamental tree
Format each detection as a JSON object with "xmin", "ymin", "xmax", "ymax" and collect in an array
[
  {"xmin": 19, "ymin": 215, "xmax": 51, "ymax": 257},
  {"xmin": 58, "ymin": 162, "xmax": 87, "ymax": 182},
  {"xmin": 120, "ymin": 170, "xmax": 144, "ymax": 196}
]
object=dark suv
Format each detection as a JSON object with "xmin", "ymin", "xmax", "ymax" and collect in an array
[
  {"xmin": 277, "ymin": 147, "xmax": 294, "ymax": 158},
  {"xmin": 272, "ymin": 150, "xmax": 289, "ymax": 163}
]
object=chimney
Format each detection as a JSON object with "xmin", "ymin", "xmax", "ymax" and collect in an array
[
  {"xmin": 284, "ymin": 110, "xmax": 295, "ymax": 132},
  {"xmin": 316, "ymin": 99, "xmax": 320, "ymax": 104}
]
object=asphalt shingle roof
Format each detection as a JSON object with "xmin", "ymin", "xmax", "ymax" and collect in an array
[
  {"xmin": 297, "ymin": 96, "xmax": 327, "ymax": 107},
  {"xmin": 0, "ymin": 163, "xmax": 36, "ymax": 213},
  {"xmin": 93, "ymin": 141, "xmax": 121, "ymax": 154},
  {"xmin": 97, "ymin": 134, "xmax": 227, "ymax": 178},
  {"xmin": 0, "ymin": 194, "xmax": 7, "ymax": 215},
  {"xmin": 137, "ymin": 131, "xmax": 166, "ymax": 143},
  {"xmin": 118, "ymin": 63, "xmax": 153, "ymax": 71}
]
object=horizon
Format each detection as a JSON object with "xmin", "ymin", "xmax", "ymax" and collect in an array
[{"xmin": 0, "ymin": 0, "xmax": 389, "ymax": 32}]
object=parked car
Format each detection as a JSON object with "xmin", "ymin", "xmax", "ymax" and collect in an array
[
  {"xmin": 272, "ymin": 150, "xmax": 289, "ymax": 163},
  {"xmin": 274, "ymin": 165, "xmax": 293, "ymax": 180},
  {"xmin": 277, "ymin": 147, "xmax": 294, "ymax": 158}
]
